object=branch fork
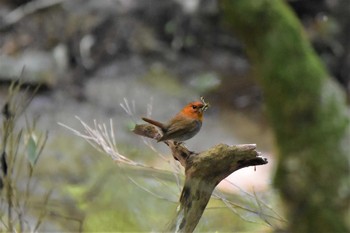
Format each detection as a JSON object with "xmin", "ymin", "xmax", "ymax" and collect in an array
[{"xmin": 133, "ymin": 123, "xmax": 268, "ymax": 232}]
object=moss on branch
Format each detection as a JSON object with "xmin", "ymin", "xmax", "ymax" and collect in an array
[{"xmin": 133, "ymin": 123, "xmax": 267, "ymax": 232}]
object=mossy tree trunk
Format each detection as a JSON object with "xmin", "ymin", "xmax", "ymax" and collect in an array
[{"xmin": 221, "ymin": 0, "xmax": 350, "ymax": 232}]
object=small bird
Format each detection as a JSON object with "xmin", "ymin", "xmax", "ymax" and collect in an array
[{"xmin": 142, "ymin": 99, "xmax": 209, "ymax": 142}]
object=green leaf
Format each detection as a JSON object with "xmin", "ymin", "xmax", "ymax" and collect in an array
[{"xmin": 27, "ymin": 134, "xmax": 38, "ymax": 166}]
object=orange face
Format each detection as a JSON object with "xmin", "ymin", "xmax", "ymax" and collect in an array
[{"xmin": 180, "ymin": 101, "xmax": 205, "ymax": 121}]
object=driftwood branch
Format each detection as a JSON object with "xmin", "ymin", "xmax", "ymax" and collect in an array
[{"xmin": 133, "ymin": 124, "xmax": 268, "ymax": 232}]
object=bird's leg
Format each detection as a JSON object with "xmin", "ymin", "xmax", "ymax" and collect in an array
[
  {"xmin": 174, "ymin": 141, "xmax": 198, "ymax": 156},
  {"xmin": 174, "ymin": 141, "xmax": 183, "ymax": 146}
]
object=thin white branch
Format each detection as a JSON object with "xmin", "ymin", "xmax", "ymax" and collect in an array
[
  {"xmin": 120, "ymin": 98, "xmax": 135, "ymax": 121},
  {"xmin": 58, "ymin": 117, "xmax": 177, "ymax": 174},
  {"xmin": 212, "ymin": 191, "xmax": 286, "ymax": 226},
  {"xmin": 127, "ymin": 177, "xmax": 177, "ymax": 203}
]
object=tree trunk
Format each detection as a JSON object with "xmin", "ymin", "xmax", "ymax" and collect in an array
[{"xmin": 221, "ymin": 0, "xmax": 350, "ymax": 232}]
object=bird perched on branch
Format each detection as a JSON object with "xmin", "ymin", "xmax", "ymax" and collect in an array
[{"xmin": 142, "ymin": 97, "xmax": 209, "ymax": 142}]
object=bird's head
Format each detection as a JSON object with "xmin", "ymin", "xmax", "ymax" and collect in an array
[{"xmin": 181, "ymin": 98, "xmax": 209, "ymax": 121}]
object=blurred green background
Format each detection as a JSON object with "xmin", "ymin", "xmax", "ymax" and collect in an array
[{"xmin": 0, "ymin": 0, "xmax": 349, "ymax": 232}]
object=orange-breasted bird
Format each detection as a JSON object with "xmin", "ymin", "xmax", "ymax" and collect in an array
[{"xmin": 142, "ymin": 99, "xmax": 209, "ymax": 142}]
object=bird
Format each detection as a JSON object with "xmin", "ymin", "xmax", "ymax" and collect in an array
[{"xmin": 142, "ymin": 100, "xmax": 208, "ymax": 142}]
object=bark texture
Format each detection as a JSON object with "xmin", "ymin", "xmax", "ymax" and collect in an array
[{"xmin": 133, "ymin": 124, "xmax": 267, "ymax": 232}]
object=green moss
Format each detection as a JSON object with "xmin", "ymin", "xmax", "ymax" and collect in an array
[{"xmin": 221, "ymin": 0, "xmax": 350, "ymax": 232}]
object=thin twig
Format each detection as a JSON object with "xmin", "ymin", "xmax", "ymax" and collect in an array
[
  {"xmin": 58, "ymin": 117, "xmax": 172, "ymax": 174},
  {"xmin": 127, "ymin": 177, "xmax": 177, "ymax": 203}
]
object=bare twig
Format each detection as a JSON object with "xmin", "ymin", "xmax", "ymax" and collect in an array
[
  {"xmin": 127, "ymin": 177, "xmax": 177, "ymax": 203},
  {"xmin": 58, "ymin": 117, "xmax": 175, "ymax": 175}
]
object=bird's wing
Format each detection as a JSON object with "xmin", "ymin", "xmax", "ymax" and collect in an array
[{"xmin": 160, "ymin": 118, "xmax": 201, "ymax": 141}]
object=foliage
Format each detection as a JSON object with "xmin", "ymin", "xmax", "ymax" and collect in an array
[{"xmin": 0, "ymin": 81, "xmax": 49, "ymax": 232}]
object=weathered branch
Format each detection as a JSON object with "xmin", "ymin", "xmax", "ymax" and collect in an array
[{"xmin": 133, "ymin": 124, "xmax": 268, "ymax": 232}]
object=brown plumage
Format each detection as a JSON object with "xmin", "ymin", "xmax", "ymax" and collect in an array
[{"xmin": 142, "ymin": 101, "xmax": 206, "ymax": 142}]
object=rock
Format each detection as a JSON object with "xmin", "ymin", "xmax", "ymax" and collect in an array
[{"xmin": 0, "ymin": 49, "xmax": 58, "ymax": 87}]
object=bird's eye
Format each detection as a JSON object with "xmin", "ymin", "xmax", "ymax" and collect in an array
[{"xmin": 192, "ymin": 105, "xmax": 197, "ymax": 109}]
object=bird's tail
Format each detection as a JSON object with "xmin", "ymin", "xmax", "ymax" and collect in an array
[{"xmin": 142, "ymin": 117, "xmax": 166, "ymax": 130}]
